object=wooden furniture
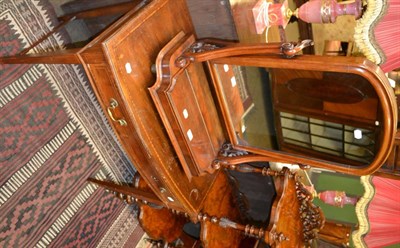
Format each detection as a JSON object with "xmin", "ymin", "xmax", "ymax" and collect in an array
[
  {"xmin": 89, "ymin": 165, "xmax": 324, "ymax": 248},
  {"xmin": 205, "ymin": 45, "xmax": 397, "ymax": 176},
  {"xmin": 0, "ymin": 0, "xmax": 398, "ymax": 246},
  {"xmin": 0, "ymin": 0, "xmax": 220, "ymax": 218},
  {"xmin": 89, "ymin": 170, "xmax": 244, "ymax": 248},
  {"xmin": 211, "ymin": 164, "xmax": 324, "ymax": 247},
  {"xmin": 3, "ymin": 1, "xmax": 145, "ymax": 59}
]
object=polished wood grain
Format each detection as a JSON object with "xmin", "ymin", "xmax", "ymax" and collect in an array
[
  {"xmin": 3, "ymin": 1, "xmax": 399, "ymax": 246},
  {"xmin": 269, "ymin": 169, "xmax": 306, "ymax": 247},
  {"xmin": 272, "ymin": 68, "xmax": 379, "ymax": 124},
  {"xmin": 150, "ymin": 33, "xmax": 225, "ymax": 178},
  {"xmin": 139, "ymin": 206, "xmax": 186, "ymax": 243},
  {"xmin": 87, "ymin": 177, "xmax": 164, "ymax": 206},
  {"xmin": 318, "ymin": 221, "xmax": 352, "ymax": 246},
  {"xmin": 132, "ymin": 174, "xmax": 188, "ymax": 244},
  {"xmin": 176, "ymin": 39, "xmax": 313, "ymax": 64},
  {"xmin": 0, "ymin": 49, "xmax": 82, "ymax": 64},
  {"xmin": 90, "ymin": 171, "xmax": 245, "ymax": 247},
  {"xmin": 213, "ymin": 160, "xmax": 324, "ymax": 247},
  {"xmin": 84, "ymin": 0, "xmax": 219, "ymax": 217},
  {"xmin": 199, "ymin": 171, "xmax": 244, "ymax": 248}
]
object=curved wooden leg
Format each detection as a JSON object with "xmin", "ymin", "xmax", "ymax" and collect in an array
[
  {"xmin": 199, "ymin": 171, "xmax": 245, "ymax": 248},
  {"xmin": 138, "ymin": 205, "xmax": 187, "ymax": 243}
]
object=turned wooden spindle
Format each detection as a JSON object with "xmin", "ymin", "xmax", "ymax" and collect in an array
[
  {"xmin": 213, "ymin": 161, "xmax": 288, "ymax": 178},
  {"xmin": 88, "ymin": 177, "xmax": 165, "ymax": 206},
  {"xmin": 170, "ymin": 209, "xmax": 190, "ymax": 219},
  {"xmin": 197, "ymin": 213, "xmax": 289, "ymax": 245}
]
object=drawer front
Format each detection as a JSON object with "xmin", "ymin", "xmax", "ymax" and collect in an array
[
  {"xmin": 88, "ymin": 64, "xmax": 130, "ymax": 138},
  {"xmin": 86, "ymin": 63, "xmax": 186, "ymax": 211}
]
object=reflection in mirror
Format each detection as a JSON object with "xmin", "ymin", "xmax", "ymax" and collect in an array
[{"xmin": 212, "ymin": 64, "xmax": 381, "ymax": 166}]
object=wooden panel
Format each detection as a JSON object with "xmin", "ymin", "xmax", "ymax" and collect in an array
[
  {"xmin": 323, "ymin": 98, "xmax": 378, "ymax": 122},
  {"xmin": 84, "ymin": 63, "xmax": 188, "ymax": 209},
  {"xmin": 89, "ymin": 0, "xmax": 218, "ymax": 216},
  {"xmin": 168, "ymin": 66, "xmax": 223, "ymax": 176},
  {"xmin": 185, "ymin": 63, "xmax": 226, "ymax": 161},
  {"xmin": 150, "ymin": 34, "xmax": 225, "ymax": 178},
  {"xmin": 200, "ymin": 172, "xmax": 244, "ymax": 248},
  {"xmin": 0, "ymin": 49, "xmax": 81, "ymax": 64}
]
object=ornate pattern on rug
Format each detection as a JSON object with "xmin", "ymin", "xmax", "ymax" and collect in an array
[{"xmin": 0, "ymin": 0, "xmax": 144, "ymax": 247}]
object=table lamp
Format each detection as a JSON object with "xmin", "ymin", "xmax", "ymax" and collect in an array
[{"xmin": 252, "ymin": 0, "xmax": 363, "ymax": 34}]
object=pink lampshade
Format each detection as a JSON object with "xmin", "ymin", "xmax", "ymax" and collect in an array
[
  {"xmin": 353, "ymin": 176, "xmax": 400, "ymax": 247},
  {"xmin": 354, "ymin": 0, "xmax": 400, "ymax": 72}
]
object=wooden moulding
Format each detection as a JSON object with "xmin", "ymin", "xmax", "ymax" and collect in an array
[{"xmin": 149, "ymin": 32, "xmax": 226, "ymax": 179}]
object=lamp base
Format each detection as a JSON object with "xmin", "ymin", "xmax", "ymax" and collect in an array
[{"xmin": 252, "ymin": 0, "xmax": 291, "ymax": 34}]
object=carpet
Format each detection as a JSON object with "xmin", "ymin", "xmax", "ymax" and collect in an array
[{"xmin": 0, "ymin": 0, "xmax": 144, "ymax": 247}]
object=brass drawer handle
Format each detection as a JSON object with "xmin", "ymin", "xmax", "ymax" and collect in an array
[{"xmin": 107, "ymin": 98, "xmax": 127, "ymax": 126}]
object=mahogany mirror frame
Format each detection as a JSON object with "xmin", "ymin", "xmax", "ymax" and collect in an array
[{"xmin": 206, "ymin": 55, "xmax": 398, "ymax": 175}]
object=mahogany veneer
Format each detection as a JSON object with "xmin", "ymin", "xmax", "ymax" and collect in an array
[{"xmin": 1, "ymin": 0, "xmax": 398, "ymax": 246}]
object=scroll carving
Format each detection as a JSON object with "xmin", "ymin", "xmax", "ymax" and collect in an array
[
  {"xmin": 189, "ymin": 41, "xmax": 223, "ymax": 53},
  {"xmin": 219, "ymin": 142, "xmax": 249, "ymax": 157}
]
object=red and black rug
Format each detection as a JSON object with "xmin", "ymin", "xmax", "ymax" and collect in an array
[{"xmin": 0, "ymin": 0, "xmax": 144, "ymax": 247}]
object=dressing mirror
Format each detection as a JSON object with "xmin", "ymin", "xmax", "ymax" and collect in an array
[{"xmin": 207, "ymin": 55, "xmax": 397, "ymax": 175}]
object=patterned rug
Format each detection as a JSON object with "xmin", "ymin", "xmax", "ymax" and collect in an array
[{"xmin": 0, "ymin": 0, "xmax": 144, "ymax": 247}]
